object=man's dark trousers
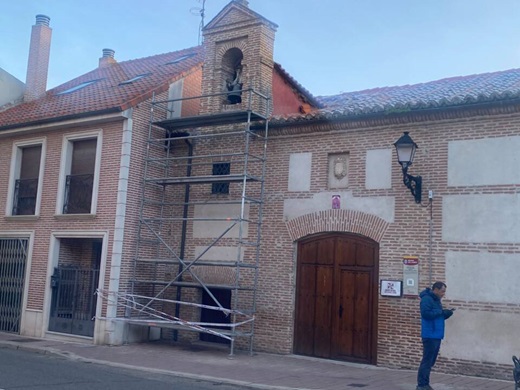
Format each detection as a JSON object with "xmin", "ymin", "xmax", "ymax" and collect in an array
[{"xmin": 417, "ymin": 338, "xmax": 441, "ymax": 387}]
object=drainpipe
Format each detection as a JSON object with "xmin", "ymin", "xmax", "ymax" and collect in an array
[{"xmin": 173, "ymin": 138, "xmax": 193, "ymax": 341}]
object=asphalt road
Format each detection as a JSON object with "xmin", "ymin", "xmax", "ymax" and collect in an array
[{"xmin": 0, "ymin": 347, "xmax": 248, "ymax": 390}]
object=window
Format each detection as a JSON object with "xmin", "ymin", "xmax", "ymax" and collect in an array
[
  {"xmin": 164, "ymin": 54, "xmax": 196, "ymax": 65},
  {"xmin": 7, "ymin": 139, "xmax": 46, "ymax": 216},
  {"xmin": 57, "ymin": 80, "xmax": 100, "ymax": 95},
  {"xmin": 118, "ymin": 73, "xmax": 151, "ymax": 85},
  {"xmin": 212, "ymin": 162, "xmax": 230, "ymax": 194},
  {"xmin": 57, "ymin": 131, "xmax": 102, "ymax": 215}
]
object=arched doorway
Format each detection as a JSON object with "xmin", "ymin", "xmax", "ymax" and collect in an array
[{"xmin": 294, "ymin": 233, "xmax": 379, "ymax": 364}]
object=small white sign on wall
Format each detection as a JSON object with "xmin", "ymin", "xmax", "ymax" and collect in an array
[{"xmin": 380, "ymin": 280, "xmax": 403, "ymax": 297}]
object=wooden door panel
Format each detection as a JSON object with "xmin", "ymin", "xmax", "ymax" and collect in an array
[
  {"xmin": 335, "ymin": 270, "xmax": 355, "ymax": 357},
  {"xmin": 336, "ymin": 269, "xmax": 372, "ymax": 361},
  {"xmin": 313, "ymin": 266, "xmax": 333, "ymax": 358},
  {"xmin": 299, "ymin": 240, "xmax": 318, "ymax": 264},
  {"xmin": 335, "ymin": 237, "xmax": 356, "ymax": 266},
  {"xmin": 317, "ymin": 238, "xmax": 335, "ymax": 265},
  {"xmin": 352, "ymin": 271, "xmax": 370, "ymax": 359},
  {"xmin": 294, "ymin": 264, "xmax": 317, "ymax": 355},
  {"xmin": 355, "ymin": 242, "xmax": 375, "ymax": 267},
  {"xmin": 295, "ymin": 234, "xmax": 378, "ymax": 364}
]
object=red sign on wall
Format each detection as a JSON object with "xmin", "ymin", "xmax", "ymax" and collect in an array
[{"xmin": 403, "ymin": 256, "xmax": 419, "ymax": 295}]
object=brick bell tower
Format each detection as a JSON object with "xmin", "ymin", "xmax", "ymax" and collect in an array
[{"xmin": 200, "ymin": 0, "xmax": 278, "ymax": 115}]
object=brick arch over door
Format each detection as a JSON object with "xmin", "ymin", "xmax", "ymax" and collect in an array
[{"xmin": 285, "ymin": 209, "xmax": 390, "ymax": 243}]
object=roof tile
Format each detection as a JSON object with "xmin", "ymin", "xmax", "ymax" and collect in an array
[
  {"xmin": 316, "ymin": 68, "xmax": 520, "ymax": 117},
  {"xmin": 0, "ymin": 47, "xmax": 203, "ymax": 130}
]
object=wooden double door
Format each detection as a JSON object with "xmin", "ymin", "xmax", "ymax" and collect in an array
[{"xmin": 294, "ymin": 233, "xmax": 379, "ymax": 364}]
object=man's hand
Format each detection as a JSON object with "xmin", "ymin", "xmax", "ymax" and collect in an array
[{"xmin": 443, "ymin": 309, "xmax": 455, "ymax": 319}]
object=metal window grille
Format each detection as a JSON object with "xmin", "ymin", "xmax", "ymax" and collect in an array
[
  {"xmin": 0, "ymin": 238, "xmax": 28, "ymax": 333},
  {"xmin": 12, "ymin": 178, "xmax": 38, "ymax": 215},
  {"xmin": 63, "ymin": 174, "xmax": 94, "ymax": 214},
  {"xmin": 212, "ymin": 162, "xmax": 230, "ymax": 194}
]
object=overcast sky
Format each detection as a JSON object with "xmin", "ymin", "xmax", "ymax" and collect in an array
[{"xmin": 1, "ymin": 0, "xmax": 520, "ymax": 97}]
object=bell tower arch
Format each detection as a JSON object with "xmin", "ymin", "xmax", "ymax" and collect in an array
[{"xmin": 201, "ymin": 0, "xmax": 278, "ymax": 114}]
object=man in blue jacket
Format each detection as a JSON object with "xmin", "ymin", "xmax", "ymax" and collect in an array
[{"xmin": 416, "ymin": 281, "xmax": 455, "ymax": 390}]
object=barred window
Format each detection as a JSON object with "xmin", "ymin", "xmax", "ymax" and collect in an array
[{"xmin": 212, "ymin": 162, "xmax": 230, "ymax": 194}]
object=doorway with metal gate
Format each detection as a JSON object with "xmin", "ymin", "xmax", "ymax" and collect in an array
[
  {"xmin": 0, "ymin": 238, "xmax": 28, "ymax": 334},
  {"xmin": 49, "ymin": 238, "xmax": 101, "ymax": 337},
  {"xmin": 294, "ymin": 233, "xmax": 379, "ymax": 364}
]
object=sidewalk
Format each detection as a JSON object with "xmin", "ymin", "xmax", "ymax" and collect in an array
[{"xmin": 0, "ymin": 332, "xmax": 513, "ymax": 390}]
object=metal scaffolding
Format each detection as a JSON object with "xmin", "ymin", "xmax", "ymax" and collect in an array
[{"xmin": 101, "ymin": 89, "xmax": 269, "ymax": 355}]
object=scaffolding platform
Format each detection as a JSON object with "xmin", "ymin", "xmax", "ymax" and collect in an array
[
  {"xmin": 145, "ymin": 174, "xmax": 263, "ymax": 186},
  {"xmin": 154, "ymin": 110, "xmax": 267, "ymax": 131}
]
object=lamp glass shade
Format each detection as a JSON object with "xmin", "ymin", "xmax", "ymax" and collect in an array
[{"xmin": 394, "ymin": 132, "xmax": 418, "ymax": 166}]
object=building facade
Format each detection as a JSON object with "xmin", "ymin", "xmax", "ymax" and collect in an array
[{"xmin": 0, "ymin": 0, "xmax": 519, "ymax": 380}]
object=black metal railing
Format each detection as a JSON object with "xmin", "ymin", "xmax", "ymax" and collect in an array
[
  {"xmin": 12, "ymin": 178, "xmax": 38, "ymax": 215},
  {"xmin": 63, "ymin": 174, "xmax": 94, "ymax": 214}
]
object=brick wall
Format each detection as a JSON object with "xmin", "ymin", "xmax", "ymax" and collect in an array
[
  {"xmin": 0, "ymin": 120, "xmax": 125, "ymax": 313},
  {"xmin": 25, "ymin": 18, "xmax": 52, "ymax": 101},
  {"xmin": 251, "ymin": 105, "xmax": 520, "ymax": 378},
  {"xmin": 201, "ymin": 2, "xmax": 276, "ymax": 115}
]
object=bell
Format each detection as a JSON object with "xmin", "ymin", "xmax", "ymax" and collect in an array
[{"xmin": 227, "ymin": 83, "xmax": 242, "ymax": 104}]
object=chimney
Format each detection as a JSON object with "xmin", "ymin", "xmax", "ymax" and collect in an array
[
  {"xmin": 25, "ymin": 14, "xmax": 52, "ymax": 101},
  {"xmin": 99, "ymin": 48, "xmax": 117, "ymax": 68},
  {"xmin": 234, "ymin": 0, "xmax": 249, "ymax": 6}
]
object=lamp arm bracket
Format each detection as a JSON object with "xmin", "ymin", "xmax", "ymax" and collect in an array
[{"xmin": 401, "ymin": 166, "xmax": 422, "ymax": 204}]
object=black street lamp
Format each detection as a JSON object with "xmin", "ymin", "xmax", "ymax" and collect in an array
[{"xmin": 393, "ymin": 132, "xmax": 422, "ymax": 203}]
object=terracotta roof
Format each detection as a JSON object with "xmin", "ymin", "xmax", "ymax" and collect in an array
[
  {"xmin": 0, "ymin": 46, "xmax": 203, "ymax": 130},
  {"xmin": 3, "ymin": 43, "xmax": 520, "ymax": 131},
  {"xmin": 315, "ymin": 68, "xmax": 520, "ymax": 117}
]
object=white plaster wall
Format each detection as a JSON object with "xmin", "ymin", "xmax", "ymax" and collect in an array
[
  {"xmin": 448, "ymin": 136, "xmax": 520, "ymax": 186},
  {"xmin": 20, "ymin": 309, "xmax": 44, "ymax": 338},
  {"xmin": 365, "ymin": 148, "xmax": 392, "ymax": 189},
  {"xmin": 443, "ymin": 194, "xmax": 520, "ymax": 243},
  {"xmin": 195, "ymin": 245, "xmax": 244, "ymax": 262},
  {"xmin": 0, "ymin": 68, "xmax": 24, "ymax": 107},
  {"xmin": 446, "ymin": 251, "xmax": 520, "ymax": 304},
  {"xmin": 288, "ymin": 152, "xmax": 312, "ymax": 191},
  {"xmin": 95, "ymin": 318, "xmax": 151, "ymax": 345},
  {"xmin": 193, "ymin": 204, "xmax": 249, "ymax": 238},
  {"xmin": 167, "ymin": 79, "xmax": 184, "ymax": 119},
  {"xmin": 443, "ymin": 310, "xmax": 520, "ymax": 365},
  {"xmin": 284, "ymin": 191, "xmax": 395, "ymax": 223}
]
